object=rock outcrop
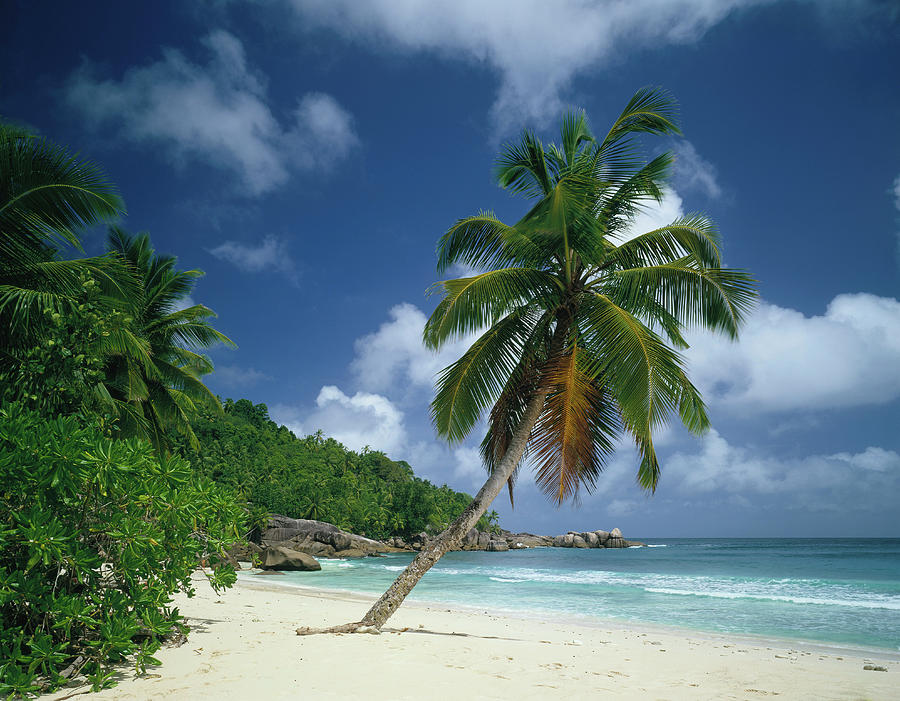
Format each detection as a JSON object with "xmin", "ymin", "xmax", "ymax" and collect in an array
[
  {"xmin": 546, "ymin": 528, "xmax": 644, "ymax": 549},
  {"xmin": 260, "ymin": 515, "xmax": 395, "ymax": 559},
  {"xmin": 241, "ymin": 515, "xmax": 644, "ymax": 569},
  {"xmin": 260, "ymin": 545, "xmax": 321, "ymax": 571}
]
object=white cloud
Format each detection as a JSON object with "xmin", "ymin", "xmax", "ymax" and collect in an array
[
  {"xmin": 893, "ymin": 173, "xmax": 900, "ymax": 268},
  {"xmin": 212, "ymin": 364, "xmax": 272, "ymax": 387},
  {"xmin": 277, "ymin": 0, "xmax": 769, "ymax": 131},
  {"xmin": 620, "ymin": 188, "xmax": 686, "ymax": 243},
  {"xmin": 453, "ymin": 446, "xmax": 486, "ymax": 486},
  {"xmin": 208, "ymin": 234, "xmax": 297, "ymax": 280},
  {"xmin": 607, "ymin": 498, "xmax": 640, "ymax": 517},
  {"xmin": 65, "ymin": 30, "xmax": 358, "ymax": 195},
  {"xmin": 171, "ymin": 294, "xmax": 196, "ymax": 313},
  {"xmin": 286, "ymin": 93, "xmax": 358, "ymax": 169},
  {"xmin": 271, "ymin": 386, "xmax": 407, "ymax": 454},
  {"xmin": 672, "ymin": 140, "xmax": 722, "ymax": 199},
  {"xmin": 685, "ymin": 293, "xmax": 900, "ymax": 413},
  {"xmin": 351, "ymin": 302, "xmax": 477, "ymax": 394},
  {"xmin": 666, "ymin": 430, "xmax": 900, "ymax": 508}
]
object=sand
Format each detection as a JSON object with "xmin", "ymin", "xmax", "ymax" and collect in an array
[{"xmin": 49, "ymin": 570, "xmax": 898, "ymax": 700}]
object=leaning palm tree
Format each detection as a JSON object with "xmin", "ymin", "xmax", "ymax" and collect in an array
[
  {"xmin": 299, "ymin": 88, "xmax": 757, "ymax": 635},
  {"xmin": 103, "ymin": 228, "xmax": 235, "ymax": 452}
]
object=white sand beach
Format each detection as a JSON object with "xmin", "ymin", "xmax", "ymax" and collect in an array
[{"xmin": 49, "ymin": 570, "xmax": 897, "ymax": 701}]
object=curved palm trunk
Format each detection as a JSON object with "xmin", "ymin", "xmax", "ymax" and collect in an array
[{"xmin": 296, "ymin": 387, "xmax": 548, "ymax": 635}]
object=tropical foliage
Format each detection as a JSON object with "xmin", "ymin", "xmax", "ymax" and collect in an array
[
  {"xmin": 0, "ymin": 122, "xmax": 246, "ymax": 695},
  {"xmin": 0, "ymin": 122, "xmax": 125, "ymax": 346},
  {"xmin": 178, "ymin": 398, "xmax": 499, "ymax": 540},
  {"xmin": 1, "ymin": 122, "xmax": 233, "ymax": 449},
  {"xmin": 0, "ymin": 404, "xmax": 244, "ymax": 696}
]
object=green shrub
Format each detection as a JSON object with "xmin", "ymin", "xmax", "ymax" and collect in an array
[{"xmin": 0, "ymin": 404, "xmax": 246, "ymax": 696}]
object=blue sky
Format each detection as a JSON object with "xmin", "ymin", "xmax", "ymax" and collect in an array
[{"xmin": 3, "ymin": 1, "xmax": 899, "ymax": 537}]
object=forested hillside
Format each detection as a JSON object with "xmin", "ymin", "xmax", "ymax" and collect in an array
[{"xmin": 177, "ymin": 398, "xmax": 498, "ymax": 540}]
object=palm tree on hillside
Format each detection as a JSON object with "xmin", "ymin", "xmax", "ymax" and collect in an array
[
  {"xmin": 103, "ymin": 228, "xmax": 235, "ymax": 452},
  {"xmin": 299, "ymin": 88, "xmax": 757, "ymax": 634}
]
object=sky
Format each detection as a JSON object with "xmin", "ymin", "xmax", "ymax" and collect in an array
[{"xmin": 3, "ymin": 0, "xmax": 899, "ymax": 537}]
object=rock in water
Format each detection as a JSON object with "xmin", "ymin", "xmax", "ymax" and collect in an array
[
  {"xmin": 260, "ymin": 546, "xmax": 321, "ymax": 571},
  {"xmin": 487, "ymin": 540, "xmax": 509, "ymax": 552}
]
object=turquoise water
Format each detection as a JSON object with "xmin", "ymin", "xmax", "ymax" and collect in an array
[{"xmin": 245, "ymin": 538, "xmax": 900, "ymax": 652}]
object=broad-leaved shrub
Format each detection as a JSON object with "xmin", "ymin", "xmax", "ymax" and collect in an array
[{"xmin": 0, "ymin": 404, "xmax": 245, "ymax": 696}]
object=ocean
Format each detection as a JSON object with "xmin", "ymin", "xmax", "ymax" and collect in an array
[{"xmin": 241, "ymin": 538, "xmax": 900, "ymax": 653}]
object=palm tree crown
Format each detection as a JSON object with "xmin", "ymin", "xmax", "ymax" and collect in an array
[
  {"xmin": 426, "ymin": 87, "xmax": 757, "ymax": 502},
  {"xmin": 103, "ymin": 228, "xmax": 235, "ymax": 451},
  {"xmin": 0, "ymin": 121, "xmax": 126, "ymax": 338}
]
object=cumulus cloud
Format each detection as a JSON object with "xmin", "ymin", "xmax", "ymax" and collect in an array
[
  {"xmin": 666, "ymin": 430, "xmax": 900, "ymax": 510},
  {"xmin": 672, "ymin": 140, "xmax": 722, "ymax": 199},
  {"xmin": 893, "ymin": 173, "xmax": 900, "ymax": 267},
  {"xmin": 607, "ymin": 499, "xmax": 641, "ymax": 517},
  {"xmin": 171, "ymin": 294, "xmax": 196, "ymax": 313},
  {"xmin": 271, "ymin": 386, "xmax": 407, "ymax": 454},
  {"xmin": 208, "ymin": 234, "xmax": 297, "ymax": 281},
  {"xmin": 453, "ymin": 446, "xmax": 487, "ymax": 486},
  {"xmin": 620, "ymin": 187, "xmax": 686, "ymax": 243},
  {"xmin": 212, "ymin": 364, "xmax": 272, "ymax": 387},
  {"xmin": 275, "ymin": 0, "xmax": 769, "ymax": 131},
  {"xmin": 685, "ymin": 293, "xmax": 900, "ymax": 413},
  {"xmin": 351, "ymin": 303, "xmax": 477, "ymax": 395},
  {"xmin": 65, "ymin": 30, "xmax": 358, "ymax": 194}
]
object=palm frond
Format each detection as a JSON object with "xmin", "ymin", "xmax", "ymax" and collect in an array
[
  {"xmin": 599, "ymin": 86, "xmax": 681, "ymax": 150},
  {"xmin": 424, "ymin": 268, "xmax": 557, "ymax": 349},
  {"xmin": 435, "ymin": 211, "xmax": 544, "ymax": 274},
  {"xmin": 0, "ymin": 124, "xmax": 124, "ymax": 252},
  {"xmin": 480, "ymin": 311, "xmax": 555, "ymax": 504},
  {"xmin": 494, "ymin": 130, "xmax": 553, "ymax": 198},
  {"xmin": 608, "ymin": 214, "xmax": 723, "ymax": 269},
  {"xmin": 578, "ymin": 293, "xmax": 690, "ymax": 491},
  {"xmin": 530, "ymin": 344, "xmax": 619, "ymax": 503},
  {"xmin": 609, "ymin": 260, "xmax": 758, "ymax": 339},
  {"xmin": 559, "ymin": 110, "xmax": 595, "ymax": 167},
  {"xmin": 431, "ymin": 308, "xmax": 539, "ymax": 443}
]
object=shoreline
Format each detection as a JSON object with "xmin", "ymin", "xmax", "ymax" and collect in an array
[
  {"xmin": 47, "ymin": 570, "xmax": 898, "ymax": 700},
  {"xmin": 237, "ymin": 571, "xmax": 900, "ymax": 662}
]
